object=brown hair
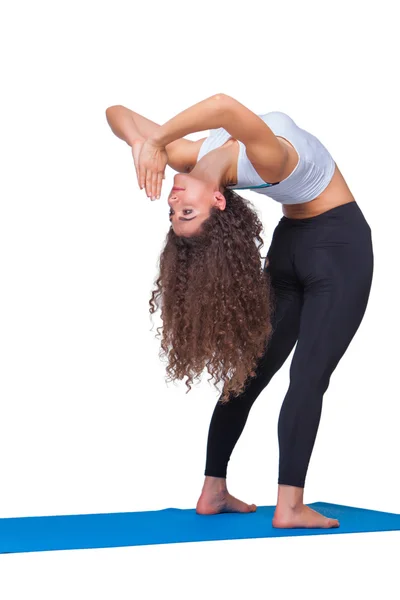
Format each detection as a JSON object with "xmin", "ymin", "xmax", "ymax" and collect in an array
[{"xmin": 149, "ymin": 189, "xmax": 275, "ymax": 402}]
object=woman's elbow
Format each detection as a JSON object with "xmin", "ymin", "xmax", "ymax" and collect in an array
[
  {"xmin": 213, "ymin": 93, "xmax": 231, "ymax": 105},
  {"xmin": 210, "ymin": 94, "xmax": 233, "ymax": 120},
  {"xmin": 105, "ymin": 105, "xmax": 124, "ymax": 117}
]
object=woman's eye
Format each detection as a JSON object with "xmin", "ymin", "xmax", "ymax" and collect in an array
[{"xmin": 169, "ymin": 209, "xmax": 193, "ymax": 218}]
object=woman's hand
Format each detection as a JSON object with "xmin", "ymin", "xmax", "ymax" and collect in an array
[
  {"xmin": 138, "ymin": 139, "xmax": 168, "ymax": 200},
  {"xmin": 131, "ymin": 138, "xmax": 145, "ymax": 189}
]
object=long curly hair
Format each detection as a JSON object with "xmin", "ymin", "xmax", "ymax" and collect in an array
[{"xmin": 149, "ymin": 189, "xmax": 276, "ymax": 402}]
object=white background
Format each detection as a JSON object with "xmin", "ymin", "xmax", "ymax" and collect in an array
[{"xmin": 0, "ymin": 0, "xmax": 399, "ymax": 598}]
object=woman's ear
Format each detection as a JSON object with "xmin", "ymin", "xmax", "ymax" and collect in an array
[{"xmin": 214, "ymin": 190, "xmax": 226, "ymax": 210}]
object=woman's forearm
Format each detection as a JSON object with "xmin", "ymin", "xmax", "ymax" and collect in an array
[
  {"xmin": 106, "ymin": 105, "xmax": 198, "ymax": 173},
  {"xmin": 105, "ymin": 106, "xmax": 142, "ymax": 146},
  {"xmin": 106, "ymin": 104, "xmax": 190, "ymax": 151},
  {"xmin": 150, "ymin": 94, "xmax": 232, "ymax": 147}
]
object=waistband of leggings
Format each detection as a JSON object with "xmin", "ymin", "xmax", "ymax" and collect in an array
[{"xmin": 279, "ymin": 200, "xmax": 358, "ymax": 224}]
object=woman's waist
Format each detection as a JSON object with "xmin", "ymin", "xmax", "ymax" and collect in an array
[{"xmin": 282, "ymin": 165, "xmax": 355, "ymax": 219}]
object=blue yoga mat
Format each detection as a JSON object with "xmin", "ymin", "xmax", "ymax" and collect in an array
[{"xmin": 1, "ymin": 502, "xmax": 400, "ymax": 554}]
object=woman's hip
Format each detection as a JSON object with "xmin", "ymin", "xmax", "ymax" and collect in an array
[{"xmin": 267, "ymin": 201, "xmax": 373, "ymax": 283}]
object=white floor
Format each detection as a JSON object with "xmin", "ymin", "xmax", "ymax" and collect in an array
[{"xmin": 1, "ymin": 531, "xmax": 399, "ymax": 600}]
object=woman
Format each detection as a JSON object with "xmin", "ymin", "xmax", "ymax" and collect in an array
[{"xmin": 106, "ymin": 94, "xmax": 374, "ymax": 529}]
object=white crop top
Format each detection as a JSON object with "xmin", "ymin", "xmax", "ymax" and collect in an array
[{"xmin": 196, "ymin": 111, "xmax": 336, "ymax": 205}]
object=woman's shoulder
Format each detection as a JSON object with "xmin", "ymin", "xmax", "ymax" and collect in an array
[{"xmin": 259, "ymin": 111, "xmax": 296, "ymax": 126}]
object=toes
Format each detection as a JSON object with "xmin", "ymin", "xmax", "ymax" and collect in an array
[
  {"xmin": 330, "ymin": 519, "xmax": 340, "ymax": 528},
  {"xmin": 325, "ymin": 518, "xmax": 340, "ymax": 528}
]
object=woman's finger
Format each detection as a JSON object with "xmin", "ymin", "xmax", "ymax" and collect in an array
[
  {"xmin": 157, "ymin": 172, "xmax": 164, "ymax": 199},
  {"xmin": 133, "ymin": 159, "xmax": 140, "ymax": 187},
  {"xmin": 139, "ymin": 163, "xmax": 146, "ymax": 190},
  {"xmin": 151, "ymin": 172, "xmax": 159, "ymax": 200},
  {"xmin": 146, "ymin": 169, "xmax": 152, "ymax": 198}
]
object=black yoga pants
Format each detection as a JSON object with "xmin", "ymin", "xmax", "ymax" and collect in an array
[{"xmin": 204, "ymin": 201, "xmax": 374, "ymax": 488}]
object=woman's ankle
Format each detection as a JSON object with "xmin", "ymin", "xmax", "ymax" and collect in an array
[
  {"xmin": 276, "ymin": 483, "xmax": 305, "ymax": 510},
  {"xmin": 202, "ymin": 475, "xmax": 228, "ymax": 493}
]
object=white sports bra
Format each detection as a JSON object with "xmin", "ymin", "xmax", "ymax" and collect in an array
[{"xmin": 196, "ymin": 111, "xmax": 336, "ymax": 205}]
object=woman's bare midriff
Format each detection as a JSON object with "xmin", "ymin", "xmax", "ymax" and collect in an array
[{"xmin": 282, "ymin": 164, "xmax": 356, "ymax": 219}]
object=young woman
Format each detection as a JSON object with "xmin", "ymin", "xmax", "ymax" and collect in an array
[{"xmin": 106, "ymin": 94, "xmax": 374, "ymax": 529}]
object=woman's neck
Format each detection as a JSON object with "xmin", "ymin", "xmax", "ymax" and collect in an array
[{"xmin": 190, "ymin": 139, "xmax": 238, "ymax": 191}]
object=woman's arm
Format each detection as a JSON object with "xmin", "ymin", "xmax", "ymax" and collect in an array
[
  {"xmin": 105, "ymin": 105, "xmax": 197, "ymax": 172},
  {"xmin": 150, "ymin": 94, "xmax": 285, "ymax": 172}
]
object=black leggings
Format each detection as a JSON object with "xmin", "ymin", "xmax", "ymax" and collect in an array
[{"xmin": 204, "ymin": 201, "xmax": 374, "ymax": 488}]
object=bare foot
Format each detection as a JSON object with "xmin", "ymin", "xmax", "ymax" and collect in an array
[
  {"xmin": 196, "ymin": 490, "xmax": 257, "ymax": 515},
  {"xmin": 272, "ymin": 504, "xmax": 339, "ymax": 529}
]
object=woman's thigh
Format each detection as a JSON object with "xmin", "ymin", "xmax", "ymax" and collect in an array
[{"xmin": 288, "ymin": 202, "xmax": 374, "ymax": 386}]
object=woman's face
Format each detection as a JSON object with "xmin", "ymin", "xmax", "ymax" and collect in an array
[{"xmin": 168, "ymin": 174, "xmax": 226, "ymax": 237}]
